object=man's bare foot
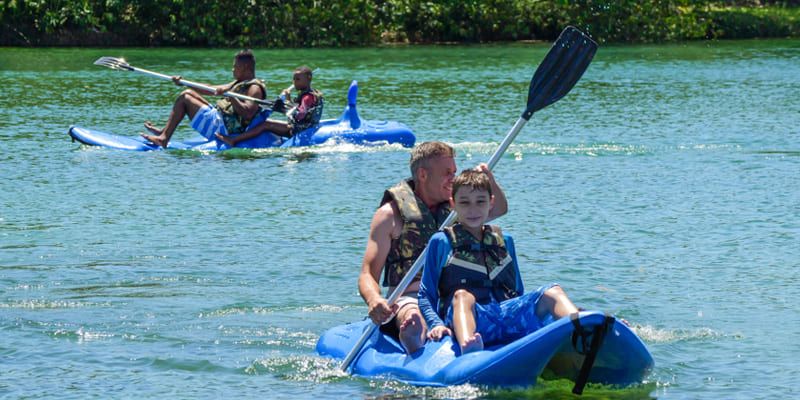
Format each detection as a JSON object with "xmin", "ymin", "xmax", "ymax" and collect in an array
[
  {"xmin": 398, "ymin": 312, "xmax": 426, "ymax": 354},
  {"xmin": 460, "ymin": 332, "xmax": 483, "ymax": 355},
  {"xmin": 140, "ymin": 133, "xmax": 168, "ymax": 148},
  {"xmin": 214, "ymin": 132, "xmax": 235, "ymax": 147},
  {"xmin": 143, "ymin": 121, "xmax": 162, "ymax": 135}
]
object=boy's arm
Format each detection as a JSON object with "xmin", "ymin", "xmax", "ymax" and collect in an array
[
  {"xmin": 419, "ymin": 233, "xmax": 447, "ymax": 329},
  {"xmin": 475, "ymin": 163, "xmax": 508, "ymax": 221}
]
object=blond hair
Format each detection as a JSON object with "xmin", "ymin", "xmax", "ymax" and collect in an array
[{"xmin": 409, "ymin": 141, "xmax": 455, "ymax": 180}]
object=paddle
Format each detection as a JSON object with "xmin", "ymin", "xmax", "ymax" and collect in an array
[
  {"xmin": 93, "ymin": 56, "xmax": 277, "ymax": 110},
  {"xmin": 340, "ymin": 26, "xmax": 598, "ymax": 372}
]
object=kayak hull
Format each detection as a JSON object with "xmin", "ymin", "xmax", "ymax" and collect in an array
[{"xmin": 316, "ymin": 311, "xmax": 653, "ymax": 387}]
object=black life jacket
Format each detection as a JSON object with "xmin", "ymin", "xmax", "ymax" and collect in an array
[
  {"xmin": 381, "ymin": 179, "xmax": 450, "ymax": 288},
  {"xmin": 438, "ymin": 224, "xmax": 518, "ymax": 316},
  {"xmin": 288, "ymin": 88, "xmax": 324, "ymax": 133}
]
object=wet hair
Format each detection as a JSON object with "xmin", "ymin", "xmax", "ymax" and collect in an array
[
  {"xmin": 295, "ymin": 65, "xmax": 313, "ymax": 79},
  {"xmin": 235, "ymin": 49, "xmax": 255, "ymax": 70},
  {"xmin": 452, "ymin": 169, "xmax": 492, "ymax": 198},
  {"xmin": 409, "ymin": 141, "xmax": 455, "ymax": 181}
]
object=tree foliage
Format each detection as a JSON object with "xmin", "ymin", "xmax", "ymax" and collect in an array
[{"xmin": 1, "ymin": 0, "xmax": 798, "ymax": 46}]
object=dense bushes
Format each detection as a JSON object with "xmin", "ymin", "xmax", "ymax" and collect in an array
[{"xmin": 1, "ymin": 0, "xmax": 798, "ymax": 46}]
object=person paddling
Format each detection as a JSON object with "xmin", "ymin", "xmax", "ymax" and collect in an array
[
  {"xmin": 418, "ymin": 170, "xmax": 580, "ymax": 355},
  {"xmin": 140, "ymin": 49, "xmax": 266, "ymax": 148},
  {"xmin": 358, "ymin": 141, "xmax": 508, "ymax": 354},
  {"xmin": 215, "ymin": 66, "xmax": 323, "ymax": 146}
]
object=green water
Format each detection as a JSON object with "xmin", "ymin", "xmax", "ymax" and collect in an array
[{"xmin": 1, "ymin": 39, "xmax": 799, "ymax": 399}]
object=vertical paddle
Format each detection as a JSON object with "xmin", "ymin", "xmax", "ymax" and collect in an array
[{"xmin": 340, "ymin": 26, "xmax": 598, "ymax": 372}]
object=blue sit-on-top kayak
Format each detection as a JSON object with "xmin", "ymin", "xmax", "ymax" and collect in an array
[
  {"xmin": 67, "ymin": 81, "xmax": 415, "ymax": 151},
  {"xmin": 317, "ymin": 311, "xmax": 653, "ymax": 389}
]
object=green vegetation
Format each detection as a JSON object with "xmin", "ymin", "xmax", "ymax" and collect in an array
[{"xmin": 1, "ymin": 0, "xmax": 799, "ymax": 46}]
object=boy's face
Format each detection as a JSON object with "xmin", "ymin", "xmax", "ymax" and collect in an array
[
  {"xmin": 293, "ymin": 71, "xmax": 311, "ymax": 90},
  {"xmin": 451, "ymin": 186, "xmax": 493, "ymax": 230}
]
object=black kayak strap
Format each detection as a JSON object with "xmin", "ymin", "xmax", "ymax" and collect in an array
[{"xmin": 571, "ymin": 313, "xmax": 615, "ymax": 395}]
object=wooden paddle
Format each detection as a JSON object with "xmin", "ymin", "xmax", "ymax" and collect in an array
[{"xmin": 340, "ymin": 26, "xmax": 599, "ymax": 372}]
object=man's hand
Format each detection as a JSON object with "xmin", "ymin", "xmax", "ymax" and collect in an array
[
  {"xmin": 367, "ymin": 297, "xmax": 398, "ymax": 325},
  {"xmin": 171, "ymin": 76, "xmax": 182, "ymax": 86},
  {"xmin": 427, "ymin": 325, "xmax": 452, "ymax": 341}
]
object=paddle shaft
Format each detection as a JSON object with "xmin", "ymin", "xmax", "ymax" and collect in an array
[
  {"xmin": 119, "ymin": 63, "xmax": 274, "ymax": 107},
  {"xmin": 339, "ymin": 115, "xmax": 531, "ymax": 372}
]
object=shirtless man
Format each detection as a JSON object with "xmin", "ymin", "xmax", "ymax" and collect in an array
[
  {"xmin": 141, "ymin": 49, "xmax": 266, "ymax": 148},
  {"xmin": 358, "ymin": 141, "xmax": 507, "ymax": 354}
]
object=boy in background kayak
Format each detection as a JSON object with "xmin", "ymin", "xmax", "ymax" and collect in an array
[
  {"xmin": 418, "ymin": 170, "xmax": 580, "ymax": 355},
  {"xmin": 141, "ymin": 49, "xmax": 266, "ymax": 148},
  {"xmin": 215, "ymin": 66, "xmax": 323, "ymax": 146}
]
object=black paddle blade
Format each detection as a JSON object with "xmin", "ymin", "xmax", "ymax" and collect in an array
[{"xmin": 523, "ymin": 26, "xmax": 598, "ymax": 120}]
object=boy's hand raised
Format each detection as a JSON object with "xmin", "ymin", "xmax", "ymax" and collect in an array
[{"xmin": 427, "ymin": 325, "xmax": 452, "ymax": 341}]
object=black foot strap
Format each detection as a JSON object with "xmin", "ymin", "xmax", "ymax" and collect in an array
[{"xmin": 571, "ymin": 313, "xmax": 615, "ymax": 395}]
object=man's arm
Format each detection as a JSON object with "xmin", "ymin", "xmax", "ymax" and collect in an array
[
  {"xmin": 227, "ymin": 84, "xmax": 264, "ymax": 122},
  {"xmin": 476, "ymin": 163, "xmax": 508, "ymax": 220},
  {"xmin": 358, "ymin": 203, "xmax": 397, "ymax": 325}
]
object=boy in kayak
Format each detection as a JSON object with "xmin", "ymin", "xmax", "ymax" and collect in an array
[
  {"xmin": 141, "ymin": 50, "xmax": 266, "ymax": 148},
  {"xmin": 358, "ymin": 142, "xmax": 508, "ymax": 354},
  {"xmin": 418, "ymin": 170, "xmax": 580, "ymax": 355},
  {"xmin": 215, "ymin": 66, "xmax": 323, "ymax": 146}
]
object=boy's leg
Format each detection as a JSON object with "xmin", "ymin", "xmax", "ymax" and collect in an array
[
  {"xmin": 452, "ymin": 289, "xmax": 483, "ymax": 354},
  {"xmin": 535, "ymin": 285, "xmax": 579, "ymax": 320},
  {"xmin": 142, "ymin": 90, "xmax": 208, "ymax": 147},
  {"xmin": 216, "ymin": 120, "xmax": 291, "ymax": 147}
]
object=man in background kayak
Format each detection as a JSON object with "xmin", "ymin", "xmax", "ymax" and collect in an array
[
  {"xmin": 140, "ymin": 49, "xmax": 266, "ymax": 148},
  {"xmin": 215, "ymin": 66, "xmax": 323, "ymax": 146},
  {"xmin": 358, "ymin": 141, "xmax": 508, "ymax": 354}
]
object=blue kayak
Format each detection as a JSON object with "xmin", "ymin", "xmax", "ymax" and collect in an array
[
  {"xmin": 67, "ymin": 81, "xmax": 415, "ymax": 151},
  {"xmin": 317, "ymin": 311, "xmax": 653, "ymax": 388}
]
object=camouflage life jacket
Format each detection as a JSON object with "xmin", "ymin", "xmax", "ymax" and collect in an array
[
  {"xmin": 438, "ymin": 224, "xmax": 518, "ymax": 315},
  {"xmin": 215, "ymin": 78, "xmax": 267, "ymax": 135},
  {"xmin": 288, "ymin": 88, "xmax": 324, "ymax": 133},
  {"xmin": 381, "ymin": 179, "xmax": 451, "ymax": 288}
]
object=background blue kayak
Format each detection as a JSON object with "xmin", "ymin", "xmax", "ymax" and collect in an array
[{"xmin": 68, "ymin": 81, "xmax": 416, "ymax": 150}]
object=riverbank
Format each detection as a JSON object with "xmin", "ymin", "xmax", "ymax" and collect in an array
[{"xmin": 1, "ymin": 1, "xmax": 799, "ymax": 47}]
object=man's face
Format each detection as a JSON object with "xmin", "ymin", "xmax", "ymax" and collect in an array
[
  {"xmin": 420, "ymin": 156, "xmax": 456, "ymax": 204},
  {"xmin": 232, "ymin": 60, "xmax": 250, "ymax": 80}
]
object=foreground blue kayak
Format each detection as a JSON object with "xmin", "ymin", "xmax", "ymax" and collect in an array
[
  {"xmin": 68, "ymin": 81, "xmax": 415, "ymax": 151},
  {"xmin": 317, "ymin": 311, "xmax": 653, "ymax": 388}
]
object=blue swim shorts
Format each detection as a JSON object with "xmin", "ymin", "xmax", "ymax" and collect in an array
[
  {"xmin": 190, "ymin": 105, "xmax": 227, "ymax": 139},
  {"xmin": 446, "ymin": 283, "xmax": 557, "ymax": 345}
]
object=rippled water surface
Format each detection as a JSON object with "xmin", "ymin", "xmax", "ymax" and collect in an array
[{"xmin": 1, "ymin": 40, "xmax": 799, "ymax": 399}]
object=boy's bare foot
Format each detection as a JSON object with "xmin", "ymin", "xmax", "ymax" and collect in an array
[
  {"xmin": 214, "ymin": 132, "xmax": 235, "ymax": 147},
  {"xmin": 399, "ymin": 312, "xmax": 425, "ymax": 354},
  {"xmin": 461, "ymin": 332, "xmax": 484, "ymax": 354},
  {"xmin": 143, "ymin": 121, "xmax": 162, "ymax": 135}
]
